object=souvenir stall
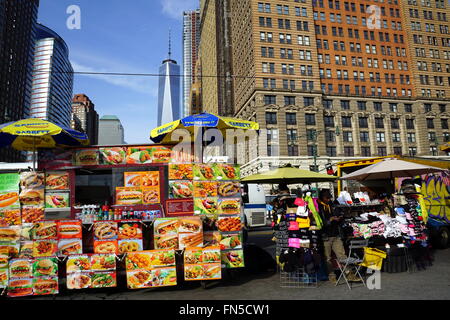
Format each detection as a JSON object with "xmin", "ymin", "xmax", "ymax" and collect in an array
[
  {"xmin": 0, "ymin": 144, "xmax": 245, "ymax": 298},
  {"xmin": 339, "ymin": 158, "xmax": 443, "ymax": 273}
]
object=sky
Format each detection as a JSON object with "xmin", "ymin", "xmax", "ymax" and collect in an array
[{"xmin": 38, "ymin": 0, "xmax": 198, "ymax": 144}]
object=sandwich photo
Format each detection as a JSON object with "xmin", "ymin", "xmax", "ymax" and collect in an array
[
  {"xmin": 217, "ymin": 216, "xmax": 242, "ymax": 232},
  {"xmin": 218, "ymin": 199, "xmax": 241, "ymax": 214},
  {"xmin": 100, "ymin": 147, "xmax": 126, "ymax": 165},
  {"xmin": 202, "ymin": 250, "xmax": 221, "ymax": 264},
  {"xmin": 67, "ymin": 273, "xmax": 91, "ymax": 290},
  {"xmin": 58, "ymin": 222, "xmax": 82, "ymax": 238},
  {"xmin": 154, "ymin": 219, "xmax": 178, "ymax": 236},
  {"xmin": 58, "ymin": 240, "xmax": 82, "ymax": 256},
  {"xmin": 0, "ymin": 255, "xmax": 8, "ymax": 268},
  {"xmin": 124, "ymin": 173, "xmax": 142, "ymax": 187},
  {"xmin": 179, "ymin": 233, "xmax": 203, "ymax": 249},
  {"xmin": 155, "ymin": 234, "xmax": 179, "ymax": 249},
  {"xmin": 178, "ymin": 218, "xmax": 202, "ymax": 233},
  {"xmin": 151, "ymin": 147, "xmax": 171, "ymax": 163},
  {"xmin": 45, "ymin": 193, "xmax": 69, "ymax": 208},
  {"xmin": 203, "ymin": 264, "xmax": 221, "ymax": 279},
  {"xmin": 33, "ymin": 258, "xmax": 57, "ymax": 276},
  {"xmin": 194, "ymin": 198, "xmax": 218, "ymax": 215},
  {"xmin": 20, "ymin": 172, "xmax": 44, "ymax": 189},
  {"xmin": 0, "ymin": 243, "xmax": 19, "ymax": 257},
  {"xmin": 74, "ymin": 149, "xmax": 98, "ymax": 165},
  {"xmin": 0, "ymin": 227, "xmax": 20, "ymax": 242},
  {"xmin": 193, "ymin": 164, "xmax": 217, "ymax": 180},
  {"xmin": 169, "ymin": 181, "xmax": 193, "ymax": 199},
  {"xmin": 0, "ymin": 269, "xmax": 8, "ymax": 286},
  {"xmin": 218, "ymin": 181, "xmax": 240, "ymax": 197},
  {"xmin": 18, "ymin": 241, "xmax": 34, "ymax": 259},
  {"xmin": 142, "ymin": 187, "xmax": 159, "ymax": 204},
  {"xmin": 203, "ymin": 231, "xmax": 222, "ymax": 246},
  {"xmin": 45, "ymin": 173, "xmax": 69, "ymax": 190},
  {"xmin": 126, "ymin": 147, "xmax": 152, "ymax": 164},
  {"xmin": 33, "ymin": 277, "xmax": 58, "ymax": 295},
  {"xmin": 9, "ymin": 259, "xmax": 32, "ymax": 278},
  {"xmin": 7, "ymin": 279, "xmax": 33, "ymax": 297},
  {"xmin": 116, "ymin": 188, "xmax": 142, "ymax": 205},
  {"xmin": 33, "ymin": 222, "xmax": 58, "ymax": 240},
  {"xmin": 0, "ymin": 192, "xmax": 20, "ymax": 209},
  {"xmin": 19, "ymin": 189, "xmax": 44, "ymax": 206}
]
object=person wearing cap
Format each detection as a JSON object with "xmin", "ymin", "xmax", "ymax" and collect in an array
[{"xmin": 317, "ymin": 189, "xmax": 347, "ymax": 283}]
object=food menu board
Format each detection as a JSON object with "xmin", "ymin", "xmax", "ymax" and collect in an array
[
  {"xmin": 153, "ymin": 217, "xmax": 203, "ymax": 250},
  {"xmin": 184, "ymin": 246, "xmax": 222, "ymax": 281},
  {"xmin": 57, "ymin": 220, "xmax": 83, "ymax": 256},
  {"xmin": 44, "ymin": 171, "xmax": 70, "ymax": 211},
  {"xmin": 19, "ymin": 172, "xmax": 45, "ymax": 224},
  {"xmin": 116, "ymin": 171, "xmax": 160, "ymax": 205},
  {"xmin": 73, "ymin": 149, "xmax": 99, "ymax": 166},
  {"xmin": 66, "ymin": 254, "xmax": 117, "ymax": 289},
  {"xmin": 7, "ymin": 257, "xmax": 59, "ymax": 297},
  {"xmin": 126, "ymin": 250, "xmax": 177, "ymax": 289},
  {"xmin": 126, "ymin": 146, "xmax": 171, "ymax": 164},
  {"xmin": 93, "ymin": 220, "xmax": 144, "ymax": 254},
  {"xmin": 45, "ymin": 172, "xmax": 69, "ymax": 190},
  {"xmin": 0, "ymin": 226, "xmax": 21, "ymax": 258}
]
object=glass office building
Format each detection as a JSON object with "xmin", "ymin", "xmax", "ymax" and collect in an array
[
  {"xmin": 158, "ymin": 58, "xmax": 181, "ymax": 127},
  {"xmin": 30, "ymin": 24, "xmax": 74, "ymax": 128}
]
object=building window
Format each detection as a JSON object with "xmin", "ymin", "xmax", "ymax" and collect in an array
[
  {"xmin": 305, "ymin": 114, "xmax": 316, "ymax": 125},
  {"xmin": 443, "ymin": 132, "xmax": 450, "ymax": 142},
  {"xmin": 424, "ymin": 103, "xmax": 432, "ymax": 112},
  {"xmin": 404, "ymin": 104, "xmax": 412, "ymax": 112},
  {"xmin": 264, "ymin": 95, "xmax": 276, "ymax": 105},
  {"xmin": 306, "ymin": 129, "xmax": 317, "ymax": 141},
  {"xmin": 392, "ymin": 132, "xmax": 401, "ymax": 142},
  {"xmin": 393, "ymin": 147, "xmax": 402, "ymax": 155},
  {"xmin": 389, "ymin": 103, "xmax": 398, "ymax": 112},
  {"xmin": 391, "ymin": 118, "xmax": 399, "ymax": 129},
  {"xmin": 341, "ymin": 100, "xmax": 350, "ymax": 110},
  {"xmin": 407, "ymin": 132, "xmax": 416, "ymax": 143},
  {"xmin": 287, "ymin": 129, "xmax": 298, "ymax": 141},
  {"xmin": 441, "ymin": 119, "xmax": 448, "ymax": 129},
  {"xmin": 361, "ymin": 146, "xmax": 371, "ymax": 157},
  {"xmin": 341, "ymin": 116, "xmax": 352, "ymax": 127},
  {"xmin": 430, "ymin": 146, "xmax": 438, "ymax": 156},
  {"xmin": 288, "ymin": 145, "xmax": 299, "ymax": 156},
  {"xmin": 323, "ymin": 99, "xmax": 333, "ymax": 109},
  {"xmin": 303, "ymin": 97, "xmax": 314, "ymax": 106},
  {"xmin": 360, "ymin": 132, "xmax": 369, "ymax": 142},
  {"xmin": 324, "ymin": 116, "xmax": 334, "ymax": 127},
  {"xmin": 326, "ymin": 146, "xmax": 337, "ymax": 157},
  {"xmin": 408, "ymin": 147, "xmax": 417, "ymax": 156},
  {"xmin": 325, "ymin": 130, "xmax": 335, "ymax": 142},
  {"xmin": 344, "ymin": 146, "xmax": 354, "ymax": 156},
  {"xmin": 376, "ymin": 132, "xmax": 385, "ymax": 142},
  {"xmin": 357, "ymin": 101, "xmax": 367, "ymax": 110},
  {"xmin": 378, "ymin": 147, "xmax": 387, "ymax": 156},
  {"xmin": 265, "ymin": 112, "xmax": 277, "ymax": 124},
  {"xmin": 359, "ymin": 117, "xmax": 368, "ymax": 128},
  {"xmin": 374, "ymin": 102, "xmax": 383, "ymax": 111},
  {"xmin": 267, "ymin": 128, "xmax": 279, "ymax": 141},
  {"xmin": 439, "ymin": 104, "xmax": 446, "ymax": 113},
  {"xmin": 428, "ymin": 132, "xmax": 436, "ymax": 143},
  {"xmin": 426, "ymin": 118, "xmax": 434, "ymax": 129},
  {"xmin": 284, "ymin": 96, "xmax": 296, "ymax": 106},
  {"xmin": 307, "ymin": 145, "xmax": 317, "ymax": 157},
  {"xmin": 375, "ymin": 117, "xmax": 384, "ymax": 128},
  {"xmin": 406, "ymin": 119, "xmax": 414, "ymax": 129},
  {"xmin": 286, "ymin": 113, "xmax": 297, "ymax": 125},
  {"xmin": 343, "ymin": 131, "xmax": 353, "ymax": 142},
  {"xmin": 267, "ymin": 145, "xmax": 279, "ymax": 157}
]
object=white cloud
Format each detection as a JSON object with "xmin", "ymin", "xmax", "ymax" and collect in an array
[
  {"xmin": 160, "ymin": 0, "xmax": 198, "ymax": 19},
  {"xmin": 71, "ymin": 60, "xmax": 157, "ymax": 96}
]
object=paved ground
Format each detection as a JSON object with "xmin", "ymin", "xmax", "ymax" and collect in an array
[{"xmin": 29, "ymin": 228, "xmax": 450, "ymax": 300}]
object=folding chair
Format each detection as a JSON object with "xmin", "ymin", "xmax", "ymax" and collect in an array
[{"xmin": 335, "ymin": 239, "xmax": 369, "ymax": 290}]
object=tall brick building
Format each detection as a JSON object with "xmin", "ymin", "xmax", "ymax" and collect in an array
[{"xmin": 198, "ymin": 0, "xmax": 450, "ymax": 174}]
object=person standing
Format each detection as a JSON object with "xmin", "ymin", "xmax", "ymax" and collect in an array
[{"xmin": 317, "ymin": 190, "xmax": 347, "ymax": 283}]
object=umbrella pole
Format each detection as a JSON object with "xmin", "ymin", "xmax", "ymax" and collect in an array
[{"xmin": 33, "ymin": 137, "xmax": 36, "ymax": 171}]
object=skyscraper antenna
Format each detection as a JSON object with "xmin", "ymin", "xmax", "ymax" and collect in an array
[{"xmin": 168, "ymin": 29, "xmax": 172, "ymax": 60}]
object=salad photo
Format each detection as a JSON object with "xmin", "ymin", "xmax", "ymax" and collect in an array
[{"xmin": 91, "ymin": 272, "xmax": 116, "ymax": 288}]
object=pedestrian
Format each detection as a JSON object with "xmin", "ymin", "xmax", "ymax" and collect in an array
[{"xmin": 317, "ymin": 189, "xmax": 348, "ymax": 283}]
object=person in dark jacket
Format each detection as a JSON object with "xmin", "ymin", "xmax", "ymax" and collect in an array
[{"xmin": 317, "ymin": 189, "xmax": 346, "ymax": 283}]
